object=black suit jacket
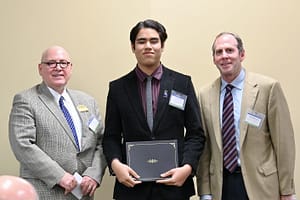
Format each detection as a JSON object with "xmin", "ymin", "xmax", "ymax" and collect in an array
[{"xmin": 103, "ymin": 66, "xmax": 205, "ymax": 200}]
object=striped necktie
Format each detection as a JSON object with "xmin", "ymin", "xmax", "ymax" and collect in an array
[
  {"xmin": 222, "ymin": 84, "xmax": 238, "ymax": 172},
  {"xmin": 59, "ymin": 96, "xmax": 80, "ymax": 151}
]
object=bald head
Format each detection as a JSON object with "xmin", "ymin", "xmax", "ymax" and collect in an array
[
  {"xmin": 0, "ymin": 176, "xmax": 38, "ymax": 200},
  {"xmin": 41, "ymin": 45, "xmax": 71, "ymax": 62}
]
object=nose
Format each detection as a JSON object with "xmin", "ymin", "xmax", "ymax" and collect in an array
[
  {"xmin": 145, "ymin": 41, "xmax": 152, "ymax": 48},
  {"xmin": 221, "ymin": 50, "xmax": 229, "ymax": 58},
  {"xmin": 54, "ymin": 63, "xmax": 64, "ymax": 69}
]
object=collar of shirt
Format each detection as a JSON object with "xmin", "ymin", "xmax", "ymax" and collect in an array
[
  {"xmin": 135, "ymin": 64, "xmax": 163, "ymax": 82},
  {"xmin": 47, "ymin": 87, "xmax": 72, "ymax": 106},
  {"xmin": 221, "ymin": 68, "xmax": 246, "ymax": 92}
]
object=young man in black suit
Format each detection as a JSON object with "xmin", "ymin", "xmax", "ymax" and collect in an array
[{"xmin": 103, "ymin": 19, "xmax": 205, "ymax": 200}]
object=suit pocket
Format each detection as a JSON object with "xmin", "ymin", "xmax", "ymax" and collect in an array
[{"xmin": 258, "ymin": 162, "xmax": 277, "ymax": 176}]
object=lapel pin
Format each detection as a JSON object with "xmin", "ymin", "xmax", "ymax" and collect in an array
[
  {"xmin": 163, "ymin": 90, "xmax": 168, "ymax": 98},
  {"xmin": 77, "ymin": 104, "xmax": 89, "ymax": 112}
]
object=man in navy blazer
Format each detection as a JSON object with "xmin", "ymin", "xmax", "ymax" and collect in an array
[{"xmin": 102, "ymin": 19, "xmax": 205, "ymax": 200}]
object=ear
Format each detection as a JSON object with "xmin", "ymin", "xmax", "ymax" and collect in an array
[
  {"xmin": 161, "ymin": 44, "xmax": 164, "ymax": 52},
  {"xmin": 213, "ymin": 55, "xmax": 217, "ymax": 65},
  {"xmin": 38, "ymin": 64, "xmax": 42, "ymax": 75},
  {"xmin": 131, "ymin": 43, "xmax": 135, "ymax": 52},
  {"xmin": 240, "ymin": 50, "xmax": 245, "ymax": 61}
]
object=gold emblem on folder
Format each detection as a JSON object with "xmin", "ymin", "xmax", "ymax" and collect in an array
[{"xmin": 147, "ymin": 159, "xmax": 158, "ymax": 164}]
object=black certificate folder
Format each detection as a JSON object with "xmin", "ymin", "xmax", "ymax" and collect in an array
[{"xmin": 126, "ymin": 140, "xmax": 178, "ymax": 182}]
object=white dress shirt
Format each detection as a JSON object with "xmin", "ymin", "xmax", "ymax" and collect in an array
[{"xmin": 48, "ymin": 87, "xmax": 82, "ymax": 149}]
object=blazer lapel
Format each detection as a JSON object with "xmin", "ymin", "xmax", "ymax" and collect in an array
[
  {"xmin": 209, "ymin": 79, "xmax": 223, "ymax": 151},
  {"xmin": 124, "ymin": 70, "xmax": 149, "ymax": 131},
  {"xmin": 154, "ymin": 68, "xmax": 174, "ymax": 131},
  {"xmin": 239, "ymin": 72, "xmax": 259, "ymax": 147}
]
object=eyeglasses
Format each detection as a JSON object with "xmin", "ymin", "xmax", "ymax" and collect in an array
[{"xmin": 41, "ymin": 61, "xmax": 71, "ymax": 68}]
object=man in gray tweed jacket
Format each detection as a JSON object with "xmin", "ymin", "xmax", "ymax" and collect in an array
[{"xmin": 9, "ymin": 46, "xmax": 106, "ymax": 200}]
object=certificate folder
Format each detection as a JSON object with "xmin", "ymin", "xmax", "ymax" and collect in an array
[{"xmin": 126, "ymin": 140, "xmax": 178, "ymax": 182}]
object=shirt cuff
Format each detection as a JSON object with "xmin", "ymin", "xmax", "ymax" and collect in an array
[{"xmin": 200, "ymin": 194, "xmax": 213, "ymax": 200}]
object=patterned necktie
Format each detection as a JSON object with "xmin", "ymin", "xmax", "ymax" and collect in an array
[
  {"xmin": 146, "ymin": 76, "xmax": 153, "ymax": 131},
  {"xmin": 59, "ymin": 96, "xmax": 80, "ymax": 151},
  {"xmin": 222, "ymin": 84, "xmax": 238, "ymax": 172}
]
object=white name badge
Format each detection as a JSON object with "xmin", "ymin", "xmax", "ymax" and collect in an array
[
  {"xmin": 88, "ymin": 117, "xmax": 100, "ymax": 133},
  {"xmin": 168, "ymin": 90, "xmax": 187, "ymax": 111},
  {"xmin": 245, "ymin": 109, "xmax": 265, "ymax": 128}
]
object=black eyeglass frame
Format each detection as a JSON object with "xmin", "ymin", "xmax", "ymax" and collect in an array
[{"xmin": 41, "ymin": 61, "xmax": 71, "ymax": 68}]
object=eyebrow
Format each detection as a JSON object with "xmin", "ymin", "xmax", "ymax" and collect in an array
[
  {"xmin": 43, "ymin": 59, "xmax": 70, "ymax": 62},
  {"xmin": 136, "ymin": 37, "xmax": 159, "ymax": 41}
]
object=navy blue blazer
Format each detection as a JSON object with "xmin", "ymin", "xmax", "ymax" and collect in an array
[{"xmin": 103, "ymin": 65, "xmax": 205, "ymax": 200}]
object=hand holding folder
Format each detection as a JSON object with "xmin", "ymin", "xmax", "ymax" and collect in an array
[{"xmin": 126, "ymin": 140, "xmax": 178, "ymax": 182}]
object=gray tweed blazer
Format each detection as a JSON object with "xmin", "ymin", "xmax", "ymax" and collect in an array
[{"xmin": 9, "ymin": 82, "xmax": 106, "ymax": 200}]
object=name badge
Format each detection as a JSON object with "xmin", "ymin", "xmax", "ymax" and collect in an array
[
  {"xmin": 168, "ymin": 90, "xmax": 187, "ymax": 111},
  {"xmin": 245, "ymin": 109, "xmax": 265, "ymax": 128},
  {"xmin": 88, "ymin": 117, "xmax": 100, "ymax": 133}
]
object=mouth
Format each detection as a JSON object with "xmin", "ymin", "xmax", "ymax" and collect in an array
[
  {"xmin": 52, "ymin": 74, "xmax": 64, "ymax": 78},
  {"xmin": 221, "ymin": 62, "xmax": 232, "ymax": 67},
  {"xmin": 143, "ymin": 51, "xmax": 154, "ymax": 55}
]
